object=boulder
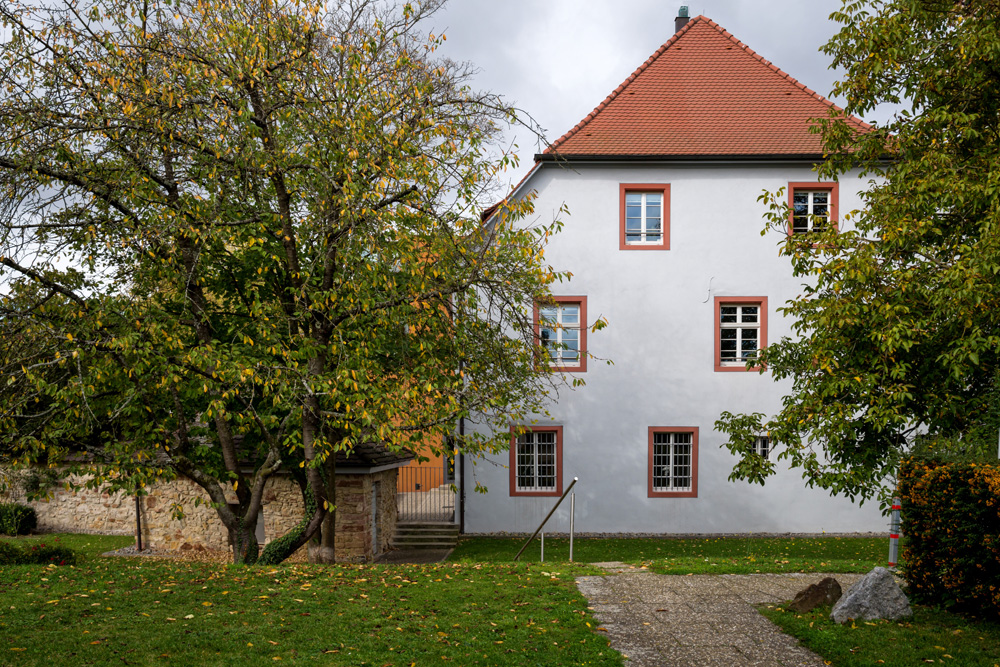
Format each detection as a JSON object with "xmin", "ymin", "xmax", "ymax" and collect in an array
[
  {"xmin": 789, "ymin": 577, "xmax": 842, "ymax": 613},
  {"xmin": 830, "ymin": 567, "xmax": 912, "ymax": 624}
]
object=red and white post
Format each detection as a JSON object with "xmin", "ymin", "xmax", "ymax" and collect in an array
[{"xmin": 888, "ymin": 497, "xmax": 901, "ymax": 568}]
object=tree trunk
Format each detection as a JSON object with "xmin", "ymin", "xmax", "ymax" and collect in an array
[
  {"xmin": 308, "ymin": 456, "xmax": 337, "ymax": 563},
  {"xmin": 226, "ymin": 504, "xmax": 260, "ymax": 565},
  {"xmin": 258, "ymin": 482, "xmax": 321, "ymax": 565}
]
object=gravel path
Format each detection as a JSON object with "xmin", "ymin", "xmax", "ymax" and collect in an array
[{"xmin": 577, "ymin": 563, "xmax": 861, "ymax": 667}]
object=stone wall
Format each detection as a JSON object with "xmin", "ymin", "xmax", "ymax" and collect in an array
[
  {"xmin": 7, "ymin": 469, "xmax": 400, "ymax": 562},
  {"xmin": 333, "ymin": 469, "xmax": 399, "ymax": 560}
]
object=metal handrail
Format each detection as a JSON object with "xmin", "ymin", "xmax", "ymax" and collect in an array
[{"xmin": 513, "ymin": 477, "xmax": 578, "ymax": 561}]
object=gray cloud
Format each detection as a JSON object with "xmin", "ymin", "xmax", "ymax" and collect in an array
[{"xmin": 430, "ymin": 0, "xmax": 895, "ymax": 187}]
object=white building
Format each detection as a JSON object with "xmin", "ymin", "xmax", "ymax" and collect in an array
[{"xmin": 462, "ymin": 13, "xmax": 885, "ymax": 535}]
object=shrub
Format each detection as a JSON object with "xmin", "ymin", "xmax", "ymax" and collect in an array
[
  {"xmin": 899, "ymin": 457, "xmax": 1000, "ymax": 616},
  {"xmin": 23, "ymin": 544, "xmax": 77, "ymax": 566},
  {"xmin": 0, "ymin": 541, "xmax": 77, "ymax": 566},
  {"xmin": 0, "ymin": 540, "xmax": 24, "ymax": 564},
  {"xmin": 0, "ymin": 503, "xmax": 37, "ymax": 536}
]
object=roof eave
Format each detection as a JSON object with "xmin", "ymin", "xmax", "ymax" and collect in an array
[{"xmin": 534, "ymin": 153, "xmax": 831, "ymax": 164}]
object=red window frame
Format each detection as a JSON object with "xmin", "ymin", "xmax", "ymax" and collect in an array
[
  {"xmin": 714, "ymin": 296, "xmax": 768, "ymax": 373},
  {"xmin": 787, "ymin": 182, "xmax": 839, "ymax": 236},
  {"xmin": 620, "ymin": 183, "xmax": 671, "ymax": 250},
  {"xmin": 509, "ymin": 425, "xmax": 564, "ymax": 497},
  {"xmin": 533, "ymin": 296, "xmax": 587, "ymax": 373},
  {"xmin": 647, "ymin": 426, "xmax": 699, "ymax": 498}
]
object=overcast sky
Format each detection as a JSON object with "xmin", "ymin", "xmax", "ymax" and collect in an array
[{"xmin": 429, "ymin": 0, "xmax": 889, "ymax": 188}]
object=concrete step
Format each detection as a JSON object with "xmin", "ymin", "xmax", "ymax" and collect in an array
[
  {"xmin": 392, "ymin": 522, "xmax": 460, "ymax": 549},
  {"xmin": 395, "ymin": 527, "xmax": 460, "ymax": 535},
  {"xmin": 390, "ymin": 540, "xmax": 458, "ymax": 549},
  {"xmin": 393, "ymin": 532, "xmax": 459, "ymax": 541}
]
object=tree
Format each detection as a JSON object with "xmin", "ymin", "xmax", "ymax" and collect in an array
[
  {"xmin": 0, "ymin": 0, "xmax": 567, "ymax": 563},
  {"xmin": 716, "ymin": 0, "xmax": 1000, "ymax": 504}
]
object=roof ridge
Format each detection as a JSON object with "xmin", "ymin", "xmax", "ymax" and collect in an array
[
  {"xmin": 701, "ymin": 16, "xmax": 870, "ymax": 131},
  {"xmin": 543, "ymin": 15, "xmax": 868, "ymax": 157},
  {"xmin": 544, "ymin": 15, "xmax": 704, "ymax": 155}
]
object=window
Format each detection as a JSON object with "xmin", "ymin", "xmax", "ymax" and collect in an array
[
  {"xmin": 753, "ymin": 436, "xmax": 771, "ymax": 459},
  {"xmin": 620, "ymin": 184, "xmax": 670, "ymax": 250},
  {"xmin": 648, "ymin": 427, "xmax": 698, "ymax": 498},
  {"xmin": 509, "ymin": 426, "xmax": 563, "ymax": 497},
  {"xmin": 535, "ymin": 296, "xmax": 587, "ymax": 372},
  {"xmin": 714, "ymin": 296, "xmax": 768, "ymax": 372},
  {"xmin": 788, "ymin": 182, "xmax": 839, "ymax": 235}
]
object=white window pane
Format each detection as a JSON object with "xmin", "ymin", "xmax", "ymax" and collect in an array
[{"xmin": 516, "ymin": 430, "xmax": 558, "ymax": 491}]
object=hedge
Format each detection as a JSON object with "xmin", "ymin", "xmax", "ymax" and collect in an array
[
  {"xmin": 899, "ymin": 457, "xmax": 1000, "ymax": 615},
  {"xmin": 0, "ymin": 541, "xmax": 77, "ymax": 566},
  {"xmin": 0, "ymin": 503, "xmax": 37, "ymax": 536}
]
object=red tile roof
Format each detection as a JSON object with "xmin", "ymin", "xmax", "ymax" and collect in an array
[{"xmin": 543, "ymin": 16, "xmax": 868, "ymax": 159}]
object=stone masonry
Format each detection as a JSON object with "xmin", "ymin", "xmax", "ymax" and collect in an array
[{"xmin": 7, "ymin": 468, "xmax": 400, "ymax": 562}]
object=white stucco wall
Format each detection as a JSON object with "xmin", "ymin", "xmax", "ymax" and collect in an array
[{"xmin": 464, "ymin": 161, "xmax": 887, "ymax": 534}]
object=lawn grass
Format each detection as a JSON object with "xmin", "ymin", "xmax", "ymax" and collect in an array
[
  {"xmin": 0, "ymin": 533, "xmax": 133, "ymax": 560},
  {"xmin": 761, "ymin": 602, "xmax": 1000, "ymax": 667},
  {"xmin": 0, "ymin": 536, "xmax": 622, "ymax": 666},
  {"xmin": 449, "ymin": 535, "xmax": 887, "ymax": 574}
]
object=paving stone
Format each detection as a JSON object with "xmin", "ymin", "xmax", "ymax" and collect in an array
[
  {"xmin": 659, "ymin": 645, "xmax": 752, "ymax": 667},
  {"xmin": 576, "ymin": 569, "xmax": 856, "ymax": 667}
]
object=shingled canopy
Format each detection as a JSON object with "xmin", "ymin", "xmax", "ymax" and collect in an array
[{"xmin": 334, "ymin": 441, "xmax": 414, "ymax": 472}]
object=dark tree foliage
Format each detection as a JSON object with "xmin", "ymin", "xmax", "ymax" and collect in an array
[
  {"xmin": 0, "ymin": 0, "xmax": 572, "ymax": 563},
  {"xmin": 718, "ymin": 0, "xmax": 1000, "ymax": 503}
]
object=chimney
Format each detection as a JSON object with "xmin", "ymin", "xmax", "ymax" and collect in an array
[{"xmin": 675, "ymin": 5, "xmax": 690, "ymax": 33}]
